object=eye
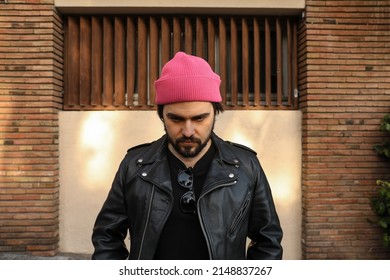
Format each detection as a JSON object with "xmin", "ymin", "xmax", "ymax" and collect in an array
[
  {"xmin": 193, "ymin": 116, "xmax": 205, "ymax": 122},
  {"xmin": 192, "ymin": 114, "xmax": 209, "ymax": 122},
  {"xmin": 168, "ymin": 115, "xmax": 184, "ymax": 122}
]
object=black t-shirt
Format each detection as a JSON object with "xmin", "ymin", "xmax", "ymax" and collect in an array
[{"xmin": 154, "ymin": 143, "xmax": 216, "ymax": 260}]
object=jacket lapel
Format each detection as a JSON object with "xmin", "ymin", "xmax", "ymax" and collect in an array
[
  {"xmin": 201, "ymin": 134, "xmax": 240, "ymax": 193},
  {"xmin": 135, "ymin": 135, "xmax": 173, "ymax": 194}
]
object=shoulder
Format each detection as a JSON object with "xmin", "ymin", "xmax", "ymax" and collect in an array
[
  {"xmin": 212, "ymin": 133, "xmax": 257, "ymax": 156},
  {"xmin": 225, "ymin": 141, "xmax": 257, "ymax": 155},
  {"xmin": 127, "ymin": 142, "xmax": 153, "ymax": 153},
  {"xmin": 124, "ymin": 136, "xmax": 167, "ymax": 163}
]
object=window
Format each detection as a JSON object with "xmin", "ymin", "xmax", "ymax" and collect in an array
[{"xmin": 64, "ymin": 15, "xmax": 299, "ymax": 110}]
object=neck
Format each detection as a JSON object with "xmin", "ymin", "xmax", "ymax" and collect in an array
[{"xmin": 168, "ymin": 139, "xmax": 212, "ymax": 168}]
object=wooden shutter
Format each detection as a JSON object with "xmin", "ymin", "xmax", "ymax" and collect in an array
[{"xmin": 64, "ymin": 15, "xmax": 299, "ymax": 110}]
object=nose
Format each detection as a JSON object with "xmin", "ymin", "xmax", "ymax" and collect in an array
[{"xmin": 182, "ymin": 120, "xmax": 195, "ymax": 137}]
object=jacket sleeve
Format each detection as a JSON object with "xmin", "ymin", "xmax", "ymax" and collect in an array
[
  {"xmin": 246, "ymin": 158, "xmax": 283, "ymax": 260},
  {"xmin": 91, "ymin": 157, "xmax": 130, "ymax": 260}
]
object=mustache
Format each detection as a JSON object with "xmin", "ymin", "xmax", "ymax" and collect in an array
[{"xmin": 176, "ymin": 136, "xmax": 201, "ymax": 144}]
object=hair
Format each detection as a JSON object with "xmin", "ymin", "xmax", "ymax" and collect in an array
[{"xmin": 157, "ymin": 102, "xmax": 224, "ymax": 120}]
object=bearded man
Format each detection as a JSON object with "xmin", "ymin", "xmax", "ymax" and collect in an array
[{"xmin": 92, "ymin": 52, "xmax": 283, "ymax": 260}]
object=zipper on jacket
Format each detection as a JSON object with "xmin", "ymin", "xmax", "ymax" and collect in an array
[
  {"xmin": 228, "ymin": 191, "xmax": 252, "ymax": 235},
  {"xmin": 197, "ymin": 180, "xmax": 237, "ymax": 259},
  {"xmin": 138, "ymin": 186, "xmax": 155, "ymax": 260}
]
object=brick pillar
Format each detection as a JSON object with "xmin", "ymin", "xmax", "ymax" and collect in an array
[
  {"xmin": 0, "ymin": 0, "xmax": 63, "ymax": 256},
  {"xmin": 299, "ymin": 1, "xmax": 390, "ymax": 259}
]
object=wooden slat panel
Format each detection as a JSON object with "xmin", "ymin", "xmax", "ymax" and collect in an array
[
  {"xmin": 218, "ymin": 17, "xmax": 227, "ymax": 105},
  {"xmin": 293, "ymin": 20, "xmax": 299, "ymax": 109},
  {"xmin": 91, "ymin": 16, "xmax": 102, "ymax": 106},
  {"xmin": 64, "ymin": 14, "xmax": 299, "ymax": 111},
  {"xmin": 242, "ymin": 17, "xmax": 249, "ymax": 106},
  {"xmin": 114, "ymin": 17, "xmax": 126, "ymax": 106},
  {"xmin": 138, "ymin": 17, "xmax": 148, "ymax": 107},
  {"xmin": 207, "ymin": 17, "xmax": 215, "ymax": 69},
  {"xmin": 149, "ymin": 16, "xmax": 159, "ymax": 106},
  {"xmin": 67, "ymin": 16, "xmax": 79, "ymax": 106},
  {"xmin": 161, "ymin": 17, "xmax": 171, "ymax": 65},
  {"xmin": 230, "ymin": 17, "xmax": 238, "ymax": 106},
  {"xmin": 287, "ymin": 18, "xmax": 293, "ymax": 106},
  {"xmin": 80, "ymin": 16, "xmax": 91, "ymax": 106},
  {"xmin": 276, "ymin": 17, "xmax": 283, "ymax": 106},
  {"xmin": 265, "ymin": 17, "xmax": 271, "ymax": 106},
  {"xmin": 185, "ymin": 17, "xmax": 193, "ymax": 54},
  {"xmin": 173, "ymin": 17, "xmax": 181, "ymax": 54},
  {"xmin": 103, "ymin": 16, "xmax": 114, "ymax": 106},
  {"xmin": 196, "ymin": 17, "xmax": 204, "ymax": 58},
  {"xmin": 254, "ymin": 17, "xmax": 261, "ymax": 106},
  {"xmin": 126, "ymin": 16, "xmax": 136, "ymax": 107},
  {"xmin": 63, "ymin": 17, "xmax": 69, "ymax": 107}
]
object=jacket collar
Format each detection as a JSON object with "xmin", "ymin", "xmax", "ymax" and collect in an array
[
  {"xmin": 135, "ymin": 133, "xmax": 240, "ymax": 193},
  {"xmin": 135, "ymin": 135, "xmax": 168, "ymax": 166},
  {"xmin": 211, "ymin": 133, "xmax": 243, "ymax": 166}
]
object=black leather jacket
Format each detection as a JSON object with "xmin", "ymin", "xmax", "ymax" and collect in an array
[{"xmin": 92, "ymin": 133, "xmax": 283, "ymax": 259}]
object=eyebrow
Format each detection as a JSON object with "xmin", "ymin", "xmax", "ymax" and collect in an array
[{"xmin": 166, "ymin": 112, "xmax": 211, "ymax": 121}]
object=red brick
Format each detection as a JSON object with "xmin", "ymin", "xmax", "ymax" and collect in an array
[
  {"xmin": 300, "ymin": 0, "xmax": 390, "ymax": 259},
  {"xmin": 0, "ymin": 0, "xmax": 62, "ymax": 256}
]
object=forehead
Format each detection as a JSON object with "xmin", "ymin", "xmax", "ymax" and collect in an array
[{"xmin": 163, "ymin": 102, "xmax": 213, "ymax": 117}]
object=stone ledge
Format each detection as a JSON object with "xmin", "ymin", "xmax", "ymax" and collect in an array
[{"xmin": 0, "ymin": 252, "xmax": 91, "ymax": 260}]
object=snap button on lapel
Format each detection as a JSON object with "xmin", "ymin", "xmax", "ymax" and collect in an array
[
  {"xmin": 229, "ymin": 173, "xmax": 235, "ymax": 178},
  {"xmin": 137, "ymin": 158, "xmax": 144, "ymax": 166},
  {"xmin": 141, "ymin": 172, "xmax": 147, "ymax": 177}
]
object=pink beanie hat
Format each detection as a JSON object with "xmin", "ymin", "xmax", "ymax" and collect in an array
[{"xmin": 155, "ymin": 52, "xmax": 221, "ymax": 104}]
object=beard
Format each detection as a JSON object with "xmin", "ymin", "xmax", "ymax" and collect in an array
[
  {"xmin": 168, "ymin": 134, "xmax": 211, "ymax": 158},
  {"xmin": 166, "ymin": 124, "xmax": 214, "ymax": 159}
]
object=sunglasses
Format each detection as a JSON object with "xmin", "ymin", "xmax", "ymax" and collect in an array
[{"xmin": 177, "ymin": 167, "xmax": 196, "ymax": 214}]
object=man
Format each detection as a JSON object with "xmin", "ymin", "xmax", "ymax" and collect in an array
[{"xmin": 91, "ymin": 52, "xmax": 283, "ymax": 260}]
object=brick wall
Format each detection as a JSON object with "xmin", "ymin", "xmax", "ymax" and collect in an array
[
  {"xmin": 0, "ymin": 0, "xmax": 63, "ymax": 256},
  {"xmin": 299, "ymin": 1, "xmax": 390, "ymax": 259}
]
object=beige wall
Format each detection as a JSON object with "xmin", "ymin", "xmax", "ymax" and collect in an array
[
  {"xmin": 55, "ymin": 0, "xmax": 305, "ymax": 14},
  {"xmin": 59, "ymin": 110, "xmax": 302, "ymax": 259}
]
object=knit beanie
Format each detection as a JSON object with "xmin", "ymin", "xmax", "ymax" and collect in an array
[{"xmin": 155, "ymin": 52, "xmax": 222, "ymax": 104}]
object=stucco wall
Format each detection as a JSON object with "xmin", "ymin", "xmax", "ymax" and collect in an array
[{"xmin": 59, "ymin": 110, "xmax": 302, "ymax": 259}]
